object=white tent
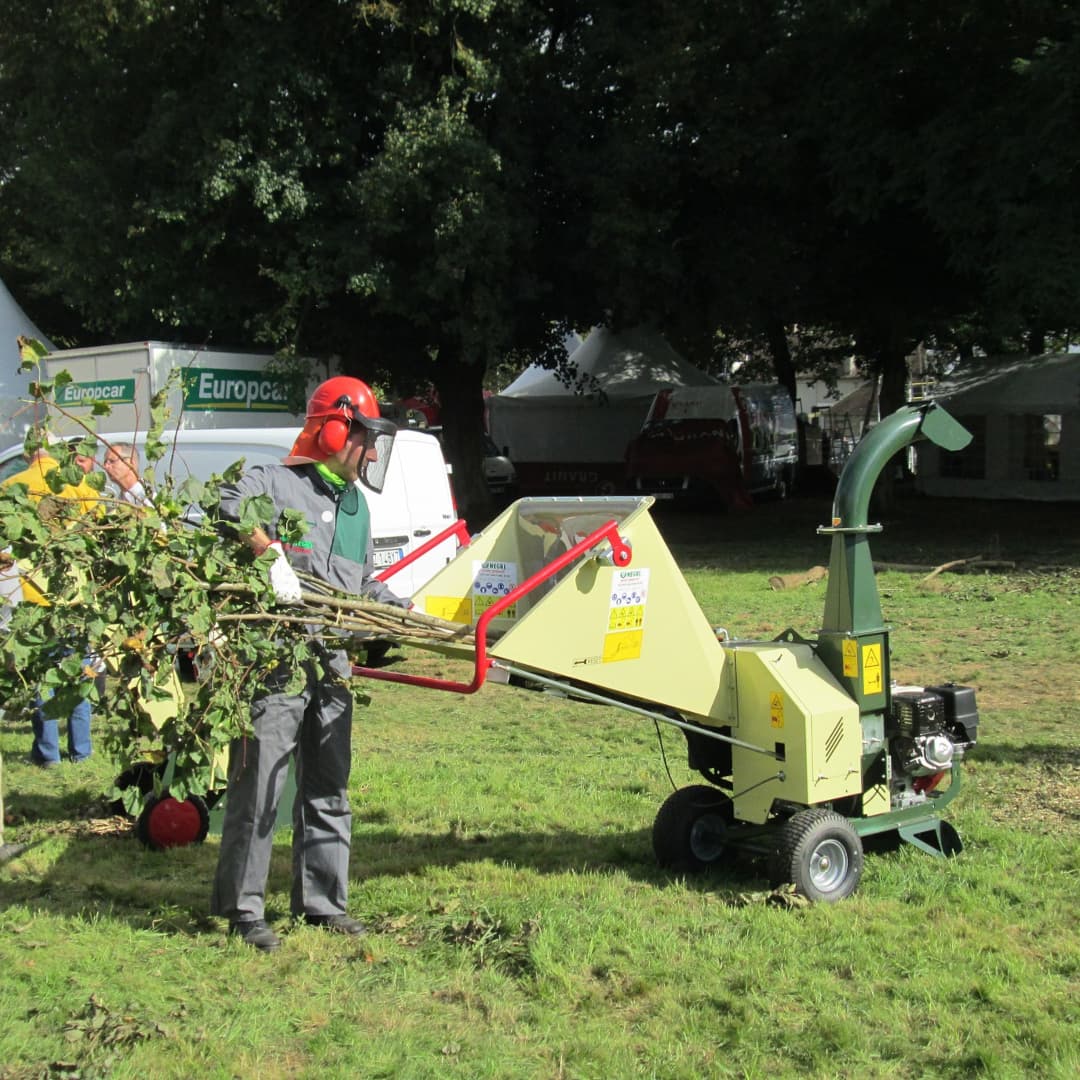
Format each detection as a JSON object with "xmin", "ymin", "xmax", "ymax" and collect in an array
[
  {"xmin": 916, "ymin": 353, "xmax": 1080, "ymax": 501},
  {"xmin": 489, "ymin": 326, "xmax": 717, "ymax": 494},
  {"xmin": 0, "ymin": 279, "xmax": 55, "ymax": 443}
]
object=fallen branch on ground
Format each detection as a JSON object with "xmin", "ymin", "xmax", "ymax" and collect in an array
[
  {"xmin": 871, "ymin": 555, "xmax": 1017, "ymax": 578},
  {"xmin": 768, "ymin": 566, "xmax": 828, "ymax": 591}
]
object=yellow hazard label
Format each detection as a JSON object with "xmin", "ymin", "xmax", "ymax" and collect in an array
[
  {"xmin": 862, "ymin": 643, "xmax": 883, "ymax": 695},
  {"xmin": 602, "ymin": 630, "xmax": 643, "ymax": 663},
  {"xmin": 842, "ymin": 638, "xmax": 858, "ymax": 677},
  {"xmin": 474, "ymin": 594, "xmax": 516, "ymax": 620},
  {"xmin": 425, "ymin": 596, "xmax": 473, "ymax": 623},
  {"xmin": 770, "ymin": 692, "xmax": 785, "ymax": 729},
  {"xmin": 608, "ymin": 603, "xmax": 645, "ymax": 632}
]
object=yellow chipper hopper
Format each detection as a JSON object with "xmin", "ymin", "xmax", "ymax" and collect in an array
[{"xmin": 360, "ymin": 401, "xmax": 979, "ymax": 902}]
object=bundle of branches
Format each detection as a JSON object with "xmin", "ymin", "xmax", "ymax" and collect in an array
[
  {"xmin": 213, "ymin": 577, "xmax": 475, "ymax": 650},
  {"xmin": 0, "ymin": 379, "xmax": 473, "ymax": 811}
]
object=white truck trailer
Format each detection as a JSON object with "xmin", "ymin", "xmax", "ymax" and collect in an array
[{"xmin": 40, "ymin": 341, "xmax": 323, "ymax": 434}]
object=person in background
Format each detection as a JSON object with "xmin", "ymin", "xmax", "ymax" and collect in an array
[
  {"xmin": 3, "ymin": 435, "xmax": 100, "ymax": 767},
  {"xmin": 8, "ymin": 437, "xmax": 100, "ymax": 519},
  {"xmin": 103, "ymin": 442, "xmax": 151, "ymax": 507},
  {"xmin": 210, "ymin": 376, "xmax": 408, "ymax": 953},
  {"xmin": 0, "ymin": 549, "xmax": 22, "ymax": 853},
  {"xmin": 68, "ymin": 438, "xmax": 98, "ymax": 480}
]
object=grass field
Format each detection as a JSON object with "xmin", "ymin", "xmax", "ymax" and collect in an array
[{"xmin": 1, "ymin": 490, "xmax": 1078, "ymax": 1079}]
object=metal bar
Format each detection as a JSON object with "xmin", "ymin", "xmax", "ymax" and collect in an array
[
  {"xmin": 352, "ymin": 518, "xmax": 632, "ymax": 693},
  {"xmin": 494, "ymin": 662, "xmax": 779, "ymax": 759},
  {"xmin": 374, "ymin": 518, "xmax": 472, "ymax": 583},
  {"xmin": 850, "ymin": 769, "xmax": 962, "ymax": 838}
]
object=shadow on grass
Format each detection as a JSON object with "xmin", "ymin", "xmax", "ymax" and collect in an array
[
  {"xmin": 654, "ymin": 494, "xmax": 1080, "ymax": 573},
  {"xmin": 967, "ymin": 742, "xmax": 1080, "ymax": 768},
  {"xmin": 1, "ymin": 810, "xmax": 773, "ymax": 937}
]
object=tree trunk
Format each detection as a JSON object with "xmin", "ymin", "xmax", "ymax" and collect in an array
[
  {"xmin": 765, "ymin": 320, "xmax": 806, "ymax": 471},
  {"xmin": 871, "ymin": 339, "xmax": 913, "ymax": 513},
  {"xmin": 765, "ymin": 319, "xmax": 797, "ymax": 405},
  {"xmin": 878, "ymin": 342, "xmax": 909, "ymax": 419},
  {"xmin": 432, "ymin": 346, "xmax": 494, "ymax": 530}
]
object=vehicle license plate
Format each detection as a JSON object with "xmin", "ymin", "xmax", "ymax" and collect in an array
[{"xmin": 373, "ymin": 548, "xmax": 403, "ymax": 568}]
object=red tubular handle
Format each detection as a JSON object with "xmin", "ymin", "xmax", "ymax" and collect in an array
[
  {"xmin": 352, "ymin": 518, "xmax": 631, "ymax": 693},
  {"xmin": 374, "ymin": 518, "xmax": 472, "ymax": 582}
]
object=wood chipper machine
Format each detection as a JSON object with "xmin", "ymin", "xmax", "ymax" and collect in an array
[{"xmin": 360, "ymin": 400, "xmax": 979, "ymax": 901}]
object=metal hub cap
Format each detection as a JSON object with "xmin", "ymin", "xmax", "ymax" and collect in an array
[
  {"xmin": 809, "ymin": 838, "xmax": 849, "ymax": 892},
  {"xmin": 689, "ymin": 814, "xmax": 727, "ymax": 862}
]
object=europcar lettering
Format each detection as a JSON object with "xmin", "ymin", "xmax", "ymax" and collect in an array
[
  {"xmin": 58, "ymin": 379, "xmax": 137, "ymax": 405},
  {"xmin": 184, "ymin": 368, "xmax": 292, "ymax": 412}
]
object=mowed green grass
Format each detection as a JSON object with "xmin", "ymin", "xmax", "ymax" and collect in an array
[{"xmin": 1, "ymin": 493, "xmax": 1078, "ymax": 1079}]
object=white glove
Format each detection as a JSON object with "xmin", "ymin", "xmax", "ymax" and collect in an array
[{"xmin": 266, "ymin": 541, "xmax": 303, "ymax": 604}]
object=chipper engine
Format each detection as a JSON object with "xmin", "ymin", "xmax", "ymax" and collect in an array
[{"xmin": 358, "ymin": 400, "xmax": 979, "ymax": 902}]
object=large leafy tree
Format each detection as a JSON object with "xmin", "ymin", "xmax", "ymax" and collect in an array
[
  {"xmin": 3, "ymin": 0, "xmax": 1080, "ymax": 516},
  {"xmin": 0, "ymin": 1, "xmax": 601, "ymax": 522},
  {"xmin": 553, "ymin": 1, "xmax": 1080, "ymax": 416}
]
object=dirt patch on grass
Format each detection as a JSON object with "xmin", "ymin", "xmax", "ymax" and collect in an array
[{"xmin": 968, "ymin": 752, "xmax": 1080, "ymax": 831}]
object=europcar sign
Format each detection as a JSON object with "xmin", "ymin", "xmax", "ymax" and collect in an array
[
  {"xmin": 56, "ymin": 379, "xmax": 137, "ymax": 406},
  {"xmin": 41, "ymin": 343, "xmax": 309, "ymax": 433},
  {"xmin": 182, "ymin": 368, "xmax": 294, "ymax": 412}
]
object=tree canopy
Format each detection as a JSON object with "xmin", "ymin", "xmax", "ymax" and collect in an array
[{"xmin": 2, "ymin": 1, "xmax": 1079, "ymax": 516}]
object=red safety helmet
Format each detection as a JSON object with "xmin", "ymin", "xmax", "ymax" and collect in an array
[{"xmin": 284, "ymin": 375, "xmax": 397, "ymax": 491}]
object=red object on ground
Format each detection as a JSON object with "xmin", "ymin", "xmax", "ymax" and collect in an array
[{"xmin": 144, "ymin": 796, "xmax": 204, "ymax": 849}]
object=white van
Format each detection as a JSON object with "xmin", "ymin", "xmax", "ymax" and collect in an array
[
  {"xmin": 0, "ymin": 426, "xmax": 459, "ymax": 597},
  {"xmin": 425, "ymin": 425, "xmax": 518, "ymax": 501}
]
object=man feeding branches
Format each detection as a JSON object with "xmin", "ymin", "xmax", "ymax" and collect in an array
[
  {"xmin": 0, "ymin": 369, "xmax": 425, "ymax": 954},
  {"xmin": 209, "ymin": 376, "xmax": 410, "ymax": 953}
]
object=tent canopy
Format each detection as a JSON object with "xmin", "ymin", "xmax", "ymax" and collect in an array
[
  {"xmin": 936, "ymin": 353, "xmax": 1079, "ymax": 414},
  {"xmin": 499, "ymin": 325, "xmax": 715, "ymax": 399},
  {"xmin": 916, "ymin": 353, "xmax": 1080, "ymax": 502},
  {"xmin": 489, "ymin": 327, "xmax": 716, "ymax": 491},
  {"xmin": 0, "ymin": 279, "xmax": 55, "ymax": 441}
]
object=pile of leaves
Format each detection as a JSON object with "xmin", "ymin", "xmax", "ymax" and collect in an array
[{"xmin": 0, "ymin": 361, "xmax": 470, "ymax": 813}]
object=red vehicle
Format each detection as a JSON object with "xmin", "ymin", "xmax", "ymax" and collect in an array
[{"xmin": 626, "ymin": 384, "xmax": 798, "ymax": 507}]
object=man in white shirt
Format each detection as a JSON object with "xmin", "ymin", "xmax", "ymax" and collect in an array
[{"xmin": 103, "ymin": 443, "xmax": 151, "ymax": 506}]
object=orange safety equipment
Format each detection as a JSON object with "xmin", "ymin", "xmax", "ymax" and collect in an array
[{"xmin": 283, "ymin": 376, "xmax": 397, "ymax": 492}]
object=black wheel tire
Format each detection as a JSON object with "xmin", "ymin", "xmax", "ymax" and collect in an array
[
  {"xmin": 136, "ymin": 793, "xmax": 210, "ymax": 851},
  {"xmin": 770, "ymin": 808, "xmax": 864, "ymax": 902},
  {"xmin": 110, "ymin": 762, "xmax": 160, "ymax": 818},
  {"xmin": 653, "ymin": 784, "xmax": 735, "ymax": 873},
  {"xmin": 360, "ymin": 640, "xmax": 393, "ymax": 664}
]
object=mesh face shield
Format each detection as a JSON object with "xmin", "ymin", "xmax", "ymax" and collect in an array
[{"xmin": 355, "ymin": 416, "xmax": 397, "ymax": 493}]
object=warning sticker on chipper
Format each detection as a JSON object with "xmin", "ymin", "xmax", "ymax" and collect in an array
[
  {"xmin": 472, "ymin": 560, "xmax": 518, "ymax": 619},
  {"xmin": 842, "ymin": 639, "xmax": 858, "ymax": 677},
  {"xmin": 861, "ymin": 643, "xmax": 883, "ymax": 695},
  {"xmin": 602, "ymin": 568, "xmax": 650, "ymax": 661},
  {"xmin": 770, "ymin": 693, "xmax": 785, "ymax": 729},
  {"xmin": 425, "ymin": 596, "xmax": 472, "ymax": 623},
  {"xmin": 607, "ymin": 568, "xmax": 649, "ymax": 631}
]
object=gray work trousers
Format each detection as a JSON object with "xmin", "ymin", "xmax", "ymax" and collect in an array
[{"xmin": 210, "ymin": 659, "xmax": 354, "ymax": 922}]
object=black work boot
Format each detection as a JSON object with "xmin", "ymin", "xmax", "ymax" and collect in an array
[
  {"xmin": 303, "ymin": 913, "xmax": 367, "ymax": 936},
  {"xmin": 229, "ymin": 919, "xmax": 281, "ymax": 952}
]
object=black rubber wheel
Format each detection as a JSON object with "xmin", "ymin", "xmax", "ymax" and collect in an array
[
  {"xmin": 359, "ymin": 640, "xmax": 393, "ymax": 664},
  {"xmin": 110, "ymin": 762, "xmax": 160, "ymax": 817},
  {"xmin": 653, "ymin": 784, "xmax": 735, "ymax": 872},
  {"xmin": 136, "ymin": 793, "xmax": 210, "ymax": 850},
  {"xmin": 770, "ymin": 808, "xmax": 864, "ymax": 902}
]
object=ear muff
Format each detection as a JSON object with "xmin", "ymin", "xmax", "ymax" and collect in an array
[{"xmin": 317, "ymin": 416, "xmax": 350, "ymax": 455}]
